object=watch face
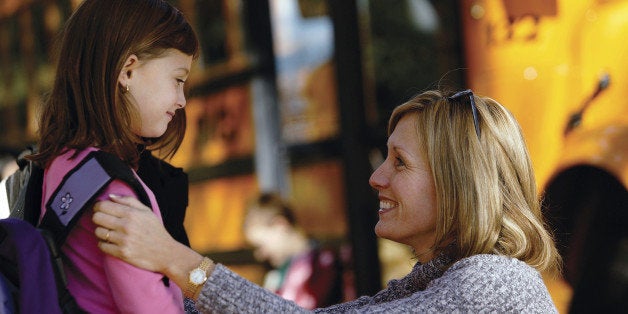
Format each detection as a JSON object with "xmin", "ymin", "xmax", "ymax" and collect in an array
[{"xmin": 190, "ymin": 269, "xmax": 206, "ymax": 285}]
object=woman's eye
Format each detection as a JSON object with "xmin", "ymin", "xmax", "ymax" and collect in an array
[
  {"xmin": 176, "ymin": 79, "xmax": 185, "ymax": 86},
  {"xmin": 394, "ymin": 157, "xmax": 405, "ymax": 168}
]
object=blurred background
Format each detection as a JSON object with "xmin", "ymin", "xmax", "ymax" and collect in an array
[{"xmin": 1, "ymin": 0, "xmax": 627, "ymax": 312}]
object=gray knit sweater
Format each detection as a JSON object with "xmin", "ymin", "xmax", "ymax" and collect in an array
[{"xmin": 195, "ymin": 253, "xmax": 557, "ymax": 313}]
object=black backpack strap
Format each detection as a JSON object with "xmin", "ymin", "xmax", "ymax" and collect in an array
[
  {"xmin": 7, "ymin": 146, "xmax": 42, "ymax": 225},
  {"xmin": 39, "ymin": 150, "xmax": 151, "ymax": 248},
  {"xmin": 21, "ymin": 163, "xmax": 44, "ymax": 226},
  {"xmin": 39, "ymin": 228, "xmax": 86, "ymax": 314}
]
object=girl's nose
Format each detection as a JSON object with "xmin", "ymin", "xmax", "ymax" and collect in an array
[{"xmin": 176, "ymin": 91, "xmax": 186, "ymax": 109}]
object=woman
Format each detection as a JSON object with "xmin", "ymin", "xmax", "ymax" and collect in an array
[
  {"xmin": 93, "ymin": 89, "xmax": 561, "ymax": 312},
  {"xmin": 29, "ymin": 0, "xmax": 198, "ymax": 312}
]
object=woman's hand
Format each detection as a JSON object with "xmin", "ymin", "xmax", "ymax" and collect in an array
[
  {"xmin": 93, "ymin": 195, "xmax": 183, "ymax": 274},
  {"xmin": 93, "ymin": 195, "xmax": 209, "ymax": 297}
]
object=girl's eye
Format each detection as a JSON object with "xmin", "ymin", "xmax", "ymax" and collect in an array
[{"xmin": 176, "ymin": 79, "xmax": 185, "ymax": 86}]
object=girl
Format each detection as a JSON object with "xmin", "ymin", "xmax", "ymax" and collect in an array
[{"xmin": 29, "ymin": 0, "xmax": 198, "ymax": 312}]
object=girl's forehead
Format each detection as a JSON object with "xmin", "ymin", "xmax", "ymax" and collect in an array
[{"xmin": 143, "ymin": 49, "xmax": 192, "ymax": 67}]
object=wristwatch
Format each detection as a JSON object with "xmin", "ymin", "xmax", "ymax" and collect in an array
[{"xmin": 186, "ymin": 257, "xmax": 213, "ymax": 298}]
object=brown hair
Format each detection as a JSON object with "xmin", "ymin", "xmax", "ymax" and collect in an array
[
  {"xmin": 31, "ymin": 0, "xmax": 198, "ymax": 167},
  {"xmin": 389, "ymin": 89, "xmax": 561, "ymax": 274},
  {"xmin": 243, "ymin": 193, "xmax": 297, "ymax": 227}
]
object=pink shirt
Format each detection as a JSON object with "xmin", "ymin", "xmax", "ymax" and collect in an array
[{"xmin": 41, "ymin": 148, "xmax": 184, "ymax": 313}]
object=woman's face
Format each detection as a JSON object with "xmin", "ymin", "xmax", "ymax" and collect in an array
[
  {"xmin": 369, "ymin": 114, "xmax": 438, "ymax": 261},
  {"xmin": 124, "ymin": 49, "xmax": 192, "ymax": 138}
]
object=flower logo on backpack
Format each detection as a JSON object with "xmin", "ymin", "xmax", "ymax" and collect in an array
[{"xmin": 60, "ymin": 193, "xmax": 73, "ymax": 215}]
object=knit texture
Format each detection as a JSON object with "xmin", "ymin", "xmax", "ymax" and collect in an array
[{"xmin": 195, "ymin": 253, "xmax": 557, "ymax": 313}]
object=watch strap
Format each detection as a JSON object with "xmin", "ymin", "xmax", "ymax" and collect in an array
[{"xmin": 185, "ymin": 257, "xmax": 214, "ymax": 299}]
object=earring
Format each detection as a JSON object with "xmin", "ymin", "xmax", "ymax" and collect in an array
[{"xmin": 126, "ymin": 84, "xmax": 130, "ymax": 92}]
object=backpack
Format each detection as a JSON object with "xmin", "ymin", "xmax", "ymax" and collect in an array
[{"xmin": 1, "ymin": 148, "xmax": 152, "ymax": 314}]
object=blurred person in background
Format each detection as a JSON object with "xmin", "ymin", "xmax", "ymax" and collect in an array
[
  {"xmin": 0, "ymin": 154, "xmax": 18, "ymax": 181},
  {"xmin": 242, "ymin": 192, "xmax": 346, "ymax": 309},
  {"xmin": 92, "ymin": 88, "xmax": 562, "ymax": 312},
  {"xmin": 0, "ymin": 151, "xmax": 19, "ymax": 218}
]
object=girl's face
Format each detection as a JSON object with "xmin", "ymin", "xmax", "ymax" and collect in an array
[
  {"xmin": 121, "ymin": 49, "xmax": 193, "ymax": 138},
  {"xmin": 369, "ymin": 114, "xmax": 438, "ymax": 262}
]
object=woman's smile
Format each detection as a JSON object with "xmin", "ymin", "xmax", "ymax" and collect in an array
[{"xmin": 378, "ymin": 199, "xmax": 397, "ymax": 215}]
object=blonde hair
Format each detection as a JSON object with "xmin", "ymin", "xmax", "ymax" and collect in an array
[{"xmin": 388, "ymin": 89, "xmax": 561, "ymax": 274}]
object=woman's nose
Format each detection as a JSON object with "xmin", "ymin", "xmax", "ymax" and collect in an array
[{"xmin": 369, "ymin": 164, "xmax": 388, "ymax": 190}]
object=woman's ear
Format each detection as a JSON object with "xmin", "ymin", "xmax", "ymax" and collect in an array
[{"xmin": 118, "ymin": 54, "xmax": 139, "ymax": 88}]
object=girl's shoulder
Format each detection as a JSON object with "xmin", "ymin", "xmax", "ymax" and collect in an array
[{"xmin": 46, "ymin": 147, "xmax": 99, "ymax": 178}]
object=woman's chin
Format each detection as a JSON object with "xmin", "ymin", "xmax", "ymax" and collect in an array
[{"xmin": 374, "ymin": 221, "xmax": 391, "ymax": 240}]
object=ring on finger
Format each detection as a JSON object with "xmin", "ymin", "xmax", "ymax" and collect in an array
[{"xmin": 105, "ymin": 230, "xmax": 111, "ymax": 242}]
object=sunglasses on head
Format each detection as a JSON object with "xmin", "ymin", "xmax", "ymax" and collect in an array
[{"xmin": 448, "ymin": 89, "xmax": 481, "ymax": 139}]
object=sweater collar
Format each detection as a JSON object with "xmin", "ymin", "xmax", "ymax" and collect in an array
[{"xmin": 409, "ymin": 247, "xmax": 455, "ymax": 290}]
